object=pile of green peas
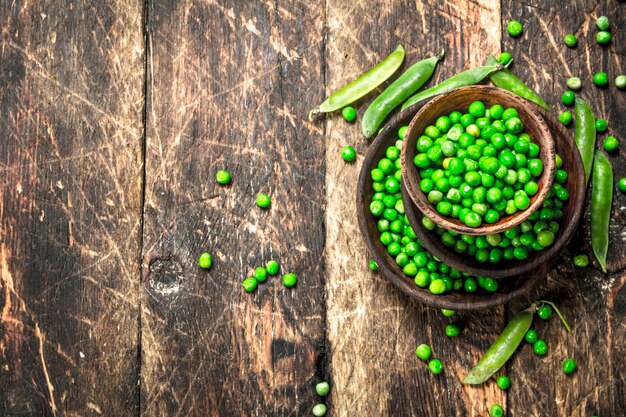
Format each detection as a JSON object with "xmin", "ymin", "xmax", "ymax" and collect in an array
[
  {"xmin": 413, "ymin": 101, "xmax": 545, "ymax": 229},
  {"xmin": 370, "ymin": 127, "xmax": 498, "ymax": 295},
  {"xmin": 424, "ymin": 155, "xmax": 569, "ymax": 263}
]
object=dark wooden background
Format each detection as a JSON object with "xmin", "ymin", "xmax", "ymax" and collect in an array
[{"xmin": 1, "ymin": 0, "xmax": 624, "ymax": 416}]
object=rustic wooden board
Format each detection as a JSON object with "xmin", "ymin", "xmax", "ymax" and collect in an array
[
  {"xmin": 324, "ymin": 1, "xmax": 507, "ymax": 416},
  {"xmin": 501, "ymin": 1, "xmax": 626, "ymax": 416},
  {"xmin": 141, "ymin": 0, "xmax": 326, "ymax": 415},
  {"xmin": 0, "ymin": 1, "xmax": 145, "ymax": 416}
]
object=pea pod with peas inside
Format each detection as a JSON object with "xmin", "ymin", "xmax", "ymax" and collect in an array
[
  {"xmin": 574, "ymin": 97, "xmax": 596, "ymax": 185},
  {"xmin": 463, "ymin": 301, "xmax": 570, "ymax": 384},
  {"xmin": 485, "ymin": 55, "xmax": 551, "ymax": 111},
  {"xmin": 591, "ymin": 151, "xmax": 613, "ymax": 273},
  {"xmin": 308, "ymin": 45, "xmax": 405, "ymax": 120},
  {"xmin": 362, "ymin": 50, "xmax": 444, "ymax": 138},
  {"xmin": 400, "ymin": 61, "xmax": 507, "ymax": 111}
]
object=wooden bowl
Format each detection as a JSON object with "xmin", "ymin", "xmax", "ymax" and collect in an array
[
  {"xmin": 356, "ymin": 100, "xmax": 557, "ymax": 311},
  {"xmin": 401, "ymin": 86, "xmax": 556, "ymax": 236},
  {"xmin": 403, "ymin": 103, "xmax": 586, "ymax": 279}
]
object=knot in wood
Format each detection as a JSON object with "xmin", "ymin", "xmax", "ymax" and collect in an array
[{"xmin": 147, "ymin": 258, "xmax": 184, "ymax": 296}]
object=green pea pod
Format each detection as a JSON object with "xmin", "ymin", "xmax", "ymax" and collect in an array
[
  {"xmin": 308, "ymin": 45, "xmax": 405, "ymax": 120},
  {"xmin": 463, "ymin": 305, "xmax": 534, "ymax": 384},
  {"xmin": 401, "ymin": 62, "xmax": 506, "ymax": 111},
  {"xmin": 485, "ymin": 55, "xmax": 551, "ymax": 111},
  {"xmin": 574, "ymin": 97, "xmax": 596, "ymax": 185},
  {"xmin": 361, "ymin": 50, "xmax": 444, "ymax": 138},
  {"xmin": 591, "ymin": 151, "xmax": 612, "ymax": 273}
]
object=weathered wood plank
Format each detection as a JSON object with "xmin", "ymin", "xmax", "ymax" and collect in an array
[
  {"xmin": 324, "ymin": 1, "xmax": 502, "ymax": 415},
  {"xmin": 141, "ymin": 0, "xmax": 326, "ymax": 415},
  {"xmin": 501, "ymin": 1, "xmax": 626, "ymax": 416},
  {"xmin": 0, "ymin": 1, "xmax": 145, "ymax": 416}
]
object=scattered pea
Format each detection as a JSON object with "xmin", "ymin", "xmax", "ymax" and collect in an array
[
  {"xmin": 596, "ymin": 16, "xmax": 610, "ymax": 31},
  {"xmin": 490, "ymin": 404, "xmax": 504, "ymax": 417},
  {"xmin": 315, "ymin": 381, "xmax": 330, "ymax": 396},
  {"xmin": 216, "ymin": 170, "xmax": 232, "ymax": 185},
  {"xmin": 242, "ymin": 277, "xmax": 258, "ymax": 292},
  {"xmin": 562, "ymin": 91, "xmax": 575, "ymax": 106},
  {"xmin": 254, "ymin": 266, "xmax": 267, "ymax": 282},
  {"xmin": 415, "ymin": 344, "xmax": 432, "ymax": 361},
  {"xmin": 498, "ymin": 52, "xmax": 513, "ymax": 66},
  {"xmin": 342, "ymin": 146, "xmax": 357, "ymax": 162},
  {"xmin": 597, "ymin": 31, "xmax": 611, "ymax": 45},
  {"xmin": 567, "ymin": 77, "xmax": 582, "ymax": 90},
  {"xmin": 266, "ymin": 260, "xmax": 279, "ymax": 275},
  {"xmin": 617, "ymin": 75, "xmax": 626, "ymax": 90},
  {"xmin": 507, "ymin": 20, "xmax": 523, "ymax": 37},
  {"xmin": 537, "ymin": 305, "xmax": 552, "ymax": 320},
  {"xmin": 312, "ymin": 403, "xmax": 327, "ymax": 417},
  {"xmin": 533, "ymin": 339, "xmax": 548, "ymax": 355},
  {"xmin": 369, "ymin": 259, "xmax": 379, "ymax": 271},
  {"xmin": 342, "ymin": 106, "xmax": 357, "ymax": 122},
  {"xmin": 445, "ymin": 324, "xmax": 460, "ymax": 337},
  {"xmin": 256, "ymin": 193, "xmax": 271, "ymax": 208},
  {"xmin": 563, "ymin": 358, "xmax": 577, "ymax": 374},
  {"xmin": 604, "ymin": 136, "xmax": 619, "ymax": 153},
  {"xmin": 428, "ymin": 359, "xmax": 443, "ymax": 374},
  {"xmin": 563, "ymin": 34, "xmax": 577, "ymax": 47},
  {"xmin": 282, "ymin": 273, "xmax": 297, "ymax": 287},
  {"xmin": 595, "ymin": 119, "xmax": 607, "ymax": 132},
  {"xmin": 441, "ymin": 308, "xmax": 456, "ymax": 317},
  {"xmin": 198, "ymin": 252, "xmax": 213, "ymax": 269},
  {"xmin": 524, "ymin": 329, "xmax": 538, "ymax": 344},
  {"xmin": 573, "ymin": 254, "xmax": 590, "ymax": 267},
  {"xmin": 496, "ymin": 375, "xmax": 511, "ymax": 390},
  {"xmin": 593, "ymin": 72, "xmax": 609, "ymax": 87},
  {"xmin": 619, "ymin": 178, "xmax": 626, "ymax": 192},
  {"xmin": 558, "ymin": 111, "xmax": 573, "ymax": 126}
]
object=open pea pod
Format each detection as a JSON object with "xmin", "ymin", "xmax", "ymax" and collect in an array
[{"xmin": 308, "ymin": 45, "xmax": 405, "ymax": 120}]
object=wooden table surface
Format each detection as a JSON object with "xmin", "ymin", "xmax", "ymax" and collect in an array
[{"xmin": 1, "ymin": 0, "xmax": 625, "ymax": 416}]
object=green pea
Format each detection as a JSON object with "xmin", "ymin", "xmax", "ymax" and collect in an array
[
  {"xmin": 464, "ymin": 212, "xmax": 482, "ymax": 228},
  {"xmin": 415, "ymin": 344, "xmax": 432, "ymax": 361},
  {"xmin": 507, "ymin": 20, "xmax": 523, "ymax": 37},
  {"xmin": 256, "ymin": 193, "xmax": 271, "ymax": 208},
  {"xmin": 282, "ymin": 273, "xmax": 297, "ymax": 287},
  {"xmin": 498, "ymin": 52, "xmax": 513, "ymax": 66},
  {"xmin": 524, "ymin": 329, "xmax": 538, "ymax": 344},
  {"xmin": 398, "ymin": 125, "xmax": 408, "ymax": 139},
  {"xmin": 604, "ymin": 136, "xmax": 619, "ymax": 152},
  {"xmin": 496, "ymin": 375, "xmax": 511, "ymax": 390},
  {"xmin": 537, "ymin": 305, "xmax": 552, "ymax": 319},
  {"xmin": 216, "ymin": 170, "xmax": 232, "ymax": 185},
  {"xmin": 429, "ymin": 279, "xmax": 446, "ymax": 294},
  {"xmin": 562, "ymin": 91, "xmax": 575, "ymax": 106},
  {"xmin": 597, "ymin": 30, "xmax": 611, "ymax": 45},
  {"xmin": 254, "ymin": 266, "xmax": 268, "ymax": 282},
  {"xmin": 342, "ymin": 145, "xmax": 357, "ymax": 162},
  {"xmin": 490, "ymin": 404, "xmax": 504, "ymax": 417},
  {"xmin": 428, "ymin": 359, "xmax": 443, "ymax": 374},
  {"xmin": 567, "ymin": 77, "xmax": 582, "ymax": 90},
  {"xmin": 593, "ymin": 72, "xmax": 609, "ymax": 87},
  {"xmin": 563, "ymin": 34, "xmax": 577, "ymax": 47},
  {"xmin": 619, "ymin": 177, "xmax": 626, "ymax": 192},
  {"xmin": 572, "ymin": 254, "xmax": 589, "ymax": 268},
  {"xmin": 617, "ymin": 75, "xmax": 626, "ymax": 90},
  {"xmin": 312, "ymin": 403, "xmax": 327, "ymax": 417},
  {"xmin": 242, "ymin": 277, "xmax": 258, "ymax": 292},
  {"xmin": 198, "ymin": 252, "xmax": 213, "ymax": 269},
  {"xmin": 266, "ymin": 260, "xmax": 280, "ymax": 275},
  {"xmin": 445, "ymin": 324, "xmax": 460, "ymax": 337},
  {"xmin": 342, "ymin": 106, "xmax": 357, "ymax": 122},
  {"xmin": 596, "ymin": 15, "xmax": 609, "ymax": 31},
  {"xmin": 533, "ymin": 339, "xmax": 548, "ymax": 355},
  {"xmin": 441, "ymin": 308, "xmax": 456, "ymax": 317},
  {"xmin": 558, "ymin": 111, "xmax": 573, "ymax": 126},
  {"xmin": 563, "ymin": 358, "xmax": 577, "ymax": 374}
]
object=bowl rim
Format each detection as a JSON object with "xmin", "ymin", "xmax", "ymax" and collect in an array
[
  {"xmin": 403, "ymin": 101, "xmax": 586, "ymax": 278},
  {"xmin": 356, "ymin": 96, "xmax": 564, "ymax": 311},
  {"xmin": 400, "ymin": 85, "xmax": 556, "ymax": 236}
]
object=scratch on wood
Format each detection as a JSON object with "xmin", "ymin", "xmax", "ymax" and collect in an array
[{"xmin": 35, "ymin": 323, "xmax": 58, "ymax": 417}]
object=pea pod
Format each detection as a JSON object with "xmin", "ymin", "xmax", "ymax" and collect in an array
[
  {"xmin": 574, "ymin": 97, "xmax": 596, "ymax": 185},
  {"xmin": 591, "ymin": 151, "xmax": 613, "ymax": 272},
  {"xmin": 362, "ymin": 50, "xmax": 444, "ymax": 138},
  {"xmin": 485, "ymin": 55, "xmax": 551, "ymax": 111},
  {"xmin": 308, "ymin": 45, "xmax": 405, "ymax": 120},
  {"xmin": 401, "ymin": 62, "xmax": 506, "ymax": 111},
  {"xmin": 463, "ymin": 305, "xmax": 534, "ymax": 384}
]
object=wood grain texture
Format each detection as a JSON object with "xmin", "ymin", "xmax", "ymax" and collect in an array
[
  {"xmin": 0, "ymin": 1, "xmax": 145, "ymax": 416},
  {"xmin": 324, "ymin": 1, "xmax": 505, "ymax": 415},
  {"xmin": 141, "ymin": 0, "xmax": 326, "ymax": 415},
  {"xmin": 501, "ymin": 1, "xmax": 626, "ymax": 416}
]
